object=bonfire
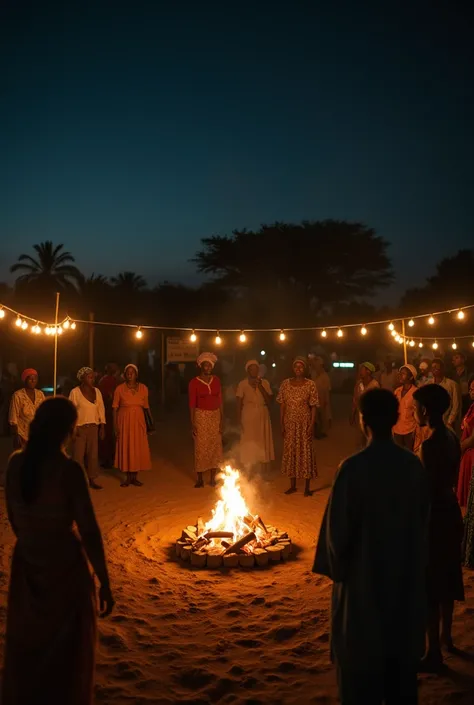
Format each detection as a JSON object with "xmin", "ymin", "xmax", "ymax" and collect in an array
[{"xmin": 175, "ymin": 466, "xmax": 292, "ymax": 569}]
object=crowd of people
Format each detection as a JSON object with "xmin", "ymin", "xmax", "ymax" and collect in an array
[{"xmin": 1, "ymin": 348, "xmax": 474, "ymax": 704}]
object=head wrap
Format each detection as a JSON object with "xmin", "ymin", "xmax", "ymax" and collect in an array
[
  {"xmin": 245, "ymin": 359, "xmax": 259, "ymax": 372},
  {"xmin": 77, "ymin": 366, "xmax": 93, "ymax": 381},
  {"xmin": 419, "ymin": 361, "xmax": 429, "ymax": 371},
  {"xmin": 197, "ymin": 352, "xmax": 217, "ymax": 369},
  {"xmin": 399, "ymin": 364, "xmax": 418, "ymax": 381},
  {"xmin": 293, "ymin": 356, "xmax": 308, "ymax": 369},
  {"xmin": 124, "ymin": 364, "xmax": 139, "ymax": 376},
  {"xmin": 361, "ymin": 361, "xmax": 375, "ymax": 374},
  {"xmin": 21, "ymin": 368, "xmax": 38, "ymax": 383}
]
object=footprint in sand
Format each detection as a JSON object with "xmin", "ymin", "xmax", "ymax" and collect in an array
[
  {"xmin": 174, "ymin": 667, "xmax": 214, "ymax": 689},
  {"xmin": 269, "ymin": 624, "xmax": 301, "ymax": 642}
]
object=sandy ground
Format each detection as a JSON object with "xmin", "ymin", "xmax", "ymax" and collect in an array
[{"xmin": 1, "ymin": 394, "xmax": 474, "ymax": 704}]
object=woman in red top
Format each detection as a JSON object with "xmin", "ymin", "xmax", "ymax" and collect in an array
[{"xmin": 188, "ymin": 352, "xmax": 223, "ymax": 488}]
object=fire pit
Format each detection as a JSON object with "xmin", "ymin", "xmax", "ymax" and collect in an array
[{"xmin": 175, "ymin": 466, "xmax": 293, "ymax": 569}]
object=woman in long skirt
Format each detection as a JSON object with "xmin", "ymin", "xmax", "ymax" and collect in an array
[
  {"xmin": 2, "ymin": 397, "xmax": 114, "ymax": 705},
  {"xmin": 414, "ymin": 384, "xmax": 464, "ymax": 671},
  {"xmin": 189, "ymin": 352, "xmax": 223, "ymax": 488},
  {"xmin": 277, "ymin": 356, "xmax": 319, "ymax": 496},
  {"xmin": 236, "ymin": 359, "xmax": 274, "ymax": 470},
  {"xmin": 113, "ymin": 364, "xmax": 152, "ymax": 487},
  {"xmin": 457, "ymin": 377, "xmax": 474, "ymax": 507}
]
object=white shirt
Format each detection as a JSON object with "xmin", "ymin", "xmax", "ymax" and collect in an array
[{"xmin": 69, "ymin": 386, "xmax": 106, "ymax": 426}]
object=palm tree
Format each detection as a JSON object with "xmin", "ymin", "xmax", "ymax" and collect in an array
[
  {"xmin": 110, "ymin": 271, "xmax": 147, "ymax": 291},
  {"xmin": 10, "ymin": 241, "xmax": 83, "ymax": 292}
]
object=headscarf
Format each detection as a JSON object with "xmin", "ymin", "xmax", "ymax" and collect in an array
[
  {"xmin": 77, "ymin": 366, "xmax": 93, "ymax": 381},
  {"xmin": 21, "ymin": 368, "xmax": 38, "ymax": 383},
  {"xmin": 361, "ymin": 361, "xmax": 376, "ymax": 374},
  {"xmin": 124, "ymin": 364, "xmax": 138, "ymax": 376},
  {"xmin": 197, "ymin": 352, "xmax": 217, "ymax": 369},
  {"xmin": 293, "ymin": 356, "xmax": 308, "ymax": 370},
  {"xmin": 399, "ymin": 364, "xmax": 418, "ymax": 382},
  {"xmin": 245, "ymin": 359, "xmax": 259, "ymax": 372}
]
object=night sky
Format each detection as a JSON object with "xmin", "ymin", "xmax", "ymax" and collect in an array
[{"xmin": 1, "ymin": 2, "xmax": 472, "ymax": 302}]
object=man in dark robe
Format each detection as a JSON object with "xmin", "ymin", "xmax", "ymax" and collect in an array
[{"xmin": 313, "ymin": 388, "xmax": 430, "ymax": 704}]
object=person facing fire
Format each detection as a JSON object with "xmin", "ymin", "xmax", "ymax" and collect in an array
[{"xmin": 236, "ymin": 359, "xmax": 274, "ymax": 471}]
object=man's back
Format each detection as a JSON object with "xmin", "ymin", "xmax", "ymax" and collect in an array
[{"xmin": 314, "ymin": 439, "xmax": 429, "ymax": 671}]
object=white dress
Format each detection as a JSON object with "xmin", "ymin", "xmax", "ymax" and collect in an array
[{"xmin": 236, "ymin": 378, "xmax": 275, "ymax": 465}]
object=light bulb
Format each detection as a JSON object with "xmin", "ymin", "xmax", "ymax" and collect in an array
[
  {"xmin": 215, "ymin": 333, "xmax": 222, "ymax": 345},
  {"xmin": 457, "ymin": 310, "xmax": 465, "ymax": 320},
  {"xmin": 36, "ymin": 325, "xmax": 42, "ymax": 334},
  {"xmin": 63, "ymin": 319, "xmax": 70, "ymax": 329},
  {"xmin": 239, "ymin": 332, "xmax": 247, "ymax": 343},
  {"xmin": 452, "ymin": 342, "xmax": 457, "ymax": 350},
  {"xmin": 418, "ymin": 341, "xmax": 423, "ymax": 348},
  {"xmin": 432, "ymin": 341, "xmax": 438, "ymax": 350},
  {"xmin": 21, "ymin": 321, "xmax": 28, "ymax": 330},
  {"xmin": 45, "ymin": 327, "xmax": 51, "ymax": 335},
  {"xmin": 272, "ymin": 362, "xmax": 276, "ymax": 368},
  {"xmin": 190, "ymin": 331, "xmax": 197, "ymax": 343},
  {"xmin": 15, "ymin": 317, "xmax": 22, "ymax": 327},
  {"xmin": 388, "ymin": 322, "xmax": 394, "ymax": 331},
  {"xmin": 391, "ymin": 329, "xmax": 397, "ymax": 337},
  {"xmin": 337, "ymin": 329, "xmax": 343, "ymax": 338},
  {"xmin": 398, "ymin": 336, "xmax": 404, "ymax": 344},
  {"xmin": 395, "ymin": 335, "xmax": 401, "ymax": 343},
  {"xmin": 70, "ymin": 321, "xmax": 76, "ymax": 330},
  {"xmin": 361, "ymin": 326, "xmax": 367, "ymax": 336},
  {"xmin": 260, "ymin": 350, "xmax": 266, "ymax": 357},
  {"xmin": 0, "ymin": 308, "xmax": 5, "ymax": 319},
  {"xmin": 136, "ymin": 328, "xmax": 143, "ymax": 339},
  {"xmin": 409, "ymin": 340, "xmax": 415, "ymax": 347},
  {"xmin": 428, "ymin": 316, "xmax": 435, "ymax": 325},
  {"xmin": 57, "ymin": 326, "xmax": 63, "ymax": 334},
  {"xmin": 408, "ymin": 319, "xmax": 415, "ymax": 327},
  {"xmin": 472, "ymin": 340, "xmax": 474, "ymax": 348},
  {"xmin": 279, "ymin": 331, "xmax": 286, "ymax": 341},
  {"xmin": 321, "ymin": 330, "xmax": 327, "ymax": 338}
]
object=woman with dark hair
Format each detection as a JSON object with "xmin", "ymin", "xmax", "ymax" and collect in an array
[
  {"xmin": 393, "ymin": 364, "xmax": 418, "ymax": 451},
  {"xmin": 277, "ymin": 356, "xmax": 319, "ymax": 496},
  {"xmin": 113, "ymin": 364, "xmax": 152, "ymax": 487},
  {"xmin": 414, "ymin": 384, "xmax": 464, "ymax": 671},
  {"xmin": 2, "ymin": 397, "xmax": 114, "ymax": 705}
]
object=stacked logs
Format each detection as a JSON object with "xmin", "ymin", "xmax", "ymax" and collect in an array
[{"xmin": 175, "ymin": 515, "xmax": 292, "ymax": 569}]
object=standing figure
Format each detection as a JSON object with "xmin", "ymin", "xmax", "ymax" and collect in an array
[
  {"xmin": 309, "ymin": 355, "xmax": 332, "ymax": 438},
  {"xmin": 351, "ymin": 362, "xmax": 380, "ymax": 448},
  {"xmin": 277, "ymin": 357, "xmax": 319, "ymax": 496},
  {"xmin": 236, "ymin": 360, "xmax": 274, "ymax": 470},
  {"xmin": 452, "ymin": 351, "xmax": 471, "ymax": 417},
  {"xmin": 8, "ymin": 368, "xmax": 45, "ymax": 450},
  {"xmin": 414, "ymin": 384, "xmax": 464, "ymax": 670},
  {"xmin": 98, "ymin": 363, "xmax": 120, "ymax": 468},
  {"xmin": 69, "ymin": 367, "xmax": 106, "ymax": 491},
  {"xmin": 431, "ymin": 358, "xmax": 462, "ymax": 435},
  {"xmin": 393, "ymin": 364, "xmax": 418, "ymax": 451},
  {"xmin": 462, "ymin": 379, "xmax": 474, "ymax": 567},
  {"xmin": 313, "ymin": 389, "xmax": 429, "ymax": 705},
  {"xmin": 380, "ymin": 357, "xmax": 398, "ymax": 391},
  {"xmin": 417, "ymin": 359, "xmax": 434, "ymax": 387},
  {"xmin": 113, "ymin": 364, "xmax": 152, "ymax": 487},
  {"xmin": 457, "ymin": 376, "xmax": 474, "ymax": 508},
  {"xmin": 2, "ymin": 397, "xmax": 114, "ymax": 705},
  {"xmin": 189, "ymin": 352, "xmax": 223, "ymax": 488}
]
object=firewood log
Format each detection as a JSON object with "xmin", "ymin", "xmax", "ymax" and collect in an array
[
  {"xmin": 223, "ymin": 553, "xmax": 239, "ymax": 568},
  {"xmin": 277, "ymin": 542, "xmax": 291, "ymax": 560},
  {"xmin": 175, "ymin": 540, "xmax": 187, "ymax": 557},
  {"xmin": 239, "ymin": 553, "xmax": 255, "ymax": 568},
  {"xmin": 266, "ymin": 545, "xmax": 283, "ymax": 562},
  {"xmin": 180, "ymin": 545, "xmax": 193, "ymax": 562},
  {"xmin": 222, "ymin": 531, "xmax": 256, "ymax": 556},
  {"xmin": 192, "ymin": 537, "xmax": 210, "ymax": 551},
  {"xmin": 207, "ymin": 553, "xmax": 223, "ymax": 569},
  {"xmin": 197, "ymin": 517, "xmax": 205, "ymax": 535},
  {"xmin": 191, "ymin": 550, "xmax": 207, "ymax": 568},
  {"xmin": 254, "ymin": 548, "xmax": 269, "ymax": 567},
  {"xmin": 204, "ymin": 531, "xmax": 234, "ymax": 540},
  {"xmin": 182, "ymin": 529, "xmax": 197, "ymax": 541},
  {"xmin": 187, "ymin": 525, "xmax": 198, "ymax": 533}
]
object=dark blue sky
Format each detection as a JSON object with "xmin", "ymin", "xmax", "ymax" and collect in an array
[{"xmin": 1, "ymin": 2, "xmax": 472, "ymax": 302}]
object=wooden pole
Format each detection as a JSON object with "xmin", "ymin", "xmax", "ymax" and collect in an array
[
  {"xmin": 53, "ymin": 292, "xmax": 60, "ymax": 397},
  {"xmin": 161, "ymin": 332, "xmax": 166, "ymax": 407},
  {"xmin": 402, "ymin": 319, "xmax": 408, "ymax": 365},
  {"xmin": 89, "ymin": 312, "xmax": 95, "ymax": 371}
]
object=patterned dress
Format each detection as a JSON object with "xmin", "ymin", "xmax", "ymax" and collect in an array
[
  {"xmin": 277, "ymin": 378, "xmax": 319, "ymax": 479},
  {"xmin": 188, "ymin": 376, "xmax": 223, "ymax": 474}
]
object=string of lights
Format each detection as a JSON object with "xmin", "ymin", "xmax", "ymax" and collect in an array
[
  {"xmin": 1, "ymin": 300, "xmax": 473, "ymax": 348},
  {"xmin": 0, "ymin": 303, "xmax": 76, "ymax": 336}
]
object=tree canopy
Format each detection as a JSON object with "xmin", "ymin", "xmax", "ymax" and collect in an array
[{"xmin": 10, "ymin": 241, "xmax": 82, "ymax": 295}]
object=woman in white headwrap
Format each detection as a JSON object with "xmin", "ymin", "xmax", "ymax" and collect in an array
[
  {"xmin": 236, "ymin": 360, "xmax": 274, "ymax": 469},
  {"xmin": 188, "ymin": 353, "xmax": 223, "ymax": 488}
]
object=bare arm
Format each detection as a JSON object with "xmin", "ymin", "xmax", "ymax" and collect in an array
[
  {"xmin": 448, "ymin": 382, "xmax": 461, "ymax": 427},
  {"xmin": 257, "ymin": 380, "xmax": 272, "ymax": 406},
  {"xmin": 461, "ymin": 429, "xmax": 474, "ymax": 453}
]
